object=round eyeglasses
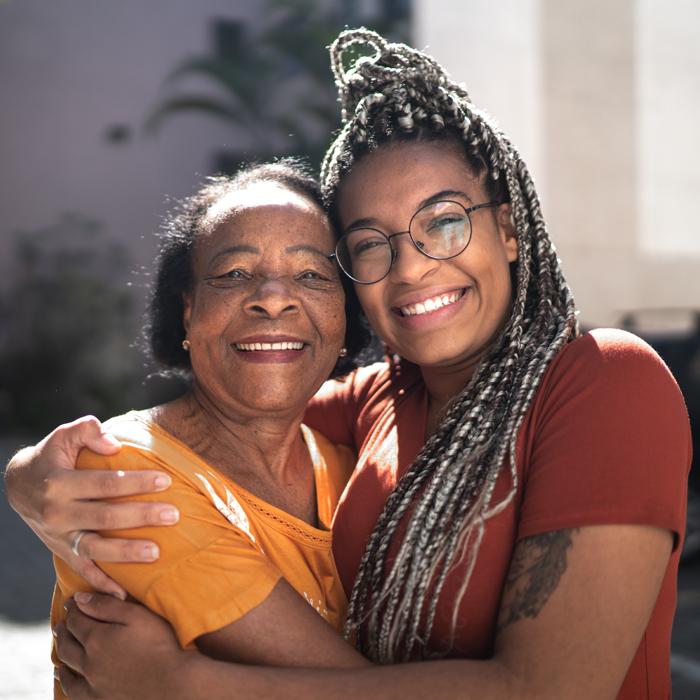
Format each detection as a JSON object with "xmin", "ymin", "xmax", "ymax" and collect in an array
[{"xmin": 332, "ymin": 200, "xmax": 500, "ymax": 284}]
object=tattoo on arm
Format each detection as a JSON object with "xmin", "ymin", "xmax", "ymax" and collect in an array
[{"xmin": 497, "ymin": 528, "xmax": 580, "ymax": 633}]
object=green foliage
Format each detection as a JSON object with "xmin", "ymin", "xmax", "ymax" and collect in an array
[
  {"xmin": 144, "ymin": 0, "xmax": 410, "ymax": 170},
  {"xmin": 0, "ymin": 215, "xmax": 180, "ymax": 436}
]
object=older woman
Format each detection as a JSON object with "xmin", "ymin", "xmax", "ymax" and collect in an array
[
  {"xmin": 7, "ymin": 29, "xmax": 690, "ymax": 699},
  {"xmin": 45, "ymin": 159, "xmax": 382, "ymax": 696}
]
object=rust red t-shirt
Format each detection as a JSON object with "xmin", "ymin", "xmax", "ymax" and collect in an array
[{"xmin": 306, "ymin": 329, "xmax": 692, "ymax": 699}]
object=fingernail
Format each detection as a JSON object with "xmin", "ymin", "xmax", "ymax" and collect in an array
[
  {"xmin": 159, "ymin": 507, "xmax": 179, "ymax": 524},
  {"xmin": 141, "ymin": 544, "xmax": 159, "ymax": 560},
  {"xmin": 154, "ymin": 474, "xmax": 172, "ymax": 490},
  {"xmin": 75, "ymin": 592, "xmax": 93, "ymax": 605}
]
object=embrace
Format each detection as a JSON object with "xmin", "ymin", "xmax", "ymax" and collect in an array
[{"xmin": 5, "ymin": 28, "xmax": 691, "ymax": 700}]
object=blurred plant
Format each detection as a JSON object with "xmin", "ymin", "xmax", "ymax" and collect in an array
[
  {"xmin": 0, "ymin": 215, "xmax": 181, "ymax": 437},
  {"xmin": 143, "ymin": 0, "xmax": 410, "ymax": 170}
]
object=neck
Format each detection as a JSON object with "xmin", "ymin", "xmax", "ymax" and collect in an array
[
  {"xmin": 420, "ymin": 360, "xmax": 478, "ymax": 434},
  {"xmin": 154, "ymin": 386, "xmax": 308, "ymax": 484}
]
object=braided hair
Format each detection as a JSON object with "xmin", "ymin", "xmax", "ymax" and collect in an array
[{"xmin": 320, "ymin": 28, "xmax": 579, "ymax": 663}]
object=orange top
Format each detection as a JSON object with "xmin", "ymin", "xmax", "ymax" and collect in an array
[
  {"xmin": 51, "ymin": 412, "xmax": 354, "ymax": 698},
  {"xmin": 307, "ymin": 329, "xmax": 692, "ymax": 700}
]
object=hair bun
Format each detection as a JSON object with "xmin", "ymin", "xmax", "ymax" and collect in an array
[{"xmin": 329, "ymin": 27, "xmax": 468, "ymax": 123}]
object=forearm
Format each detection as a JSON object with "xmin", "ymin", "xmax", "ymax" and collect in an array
[{"xmin": 181, "ymin": 655, "xmax": 522, "ymax": 700}]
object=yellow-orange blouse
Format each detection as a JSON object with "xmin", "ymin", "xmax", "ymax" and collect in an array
[{"xmin": 51, "ymin": 412, "xmax": 354, "ymax": 697}]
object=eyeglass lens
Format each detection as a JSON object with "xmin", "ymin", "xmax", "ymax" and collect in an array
[{"xmin": 336, "ymin": 200, "xmax": 472, "ymax": 283}]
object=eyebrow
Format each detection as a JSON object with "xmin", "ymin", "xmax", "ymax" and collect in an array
[
  {"xmin": 285, "ymin": 244, "xmax": 334, "ymax": 260},
  {"xmin": 209, "ymin": 245, "xmax": 259, "ymax": 264},
  {"xmin": 209, "ymin": 243, "xmax": 333, "ymax": 265},
  {"xmin": 344, "ymin": 189, "xmax": 475, "ymax": 231}
]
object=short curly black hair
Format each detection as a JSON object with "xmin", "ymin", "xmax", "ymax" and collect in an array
[{"xmin": 147, "ymin": 158, "xmax": 373, "ymax": 379}]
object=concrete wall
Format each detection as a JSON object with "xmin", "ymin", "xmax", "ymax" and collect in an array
[
  {"xmin": 414, "ymin": 0, "xmax": 700, "ymax": 327},
  {"xmin": 0, "ymin": 0, "xmax": 259, "ymax": 276}
]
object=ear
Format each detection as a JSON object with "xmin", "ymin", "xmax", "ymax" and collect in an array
[{"xmin": 496, "ymin": 203, "xmax": 518, "ymax": 263}]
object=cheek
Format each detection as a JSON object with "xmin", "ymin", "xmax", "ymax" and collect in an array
[
  {"xmin": 320, "ymin": 296, "xmax": 348, "ymax": 347},
  {"xmin": 189, "ymin": 293, "xmax": 239, "ymax": 335},
  {"xmin": 355, "ymin": 284, "xmax": 384, "ymax": 324}
]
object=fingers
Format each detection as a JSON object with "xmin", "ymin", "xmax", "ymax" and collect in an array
[
  {"xmin": 50, "ymin": 415, "xmax": 121, "ymax": 462},
  {"xmin": 43, "ymin": 466, "xmax": 172, "ymax": 503},
  {"xmin": 73, "ymin": 591, "xmax": 142, "ymax": 625},
  {"xmin": 73, "ymin": 559, "xmax": 128, "ymax": 600},
  {"xmin": 56, "ymin": 665, "xmax": 92, "ymax": 700},
  {"xmin": 60, "ymin": 495, "xmax": 178, "ymax": 531},
  {"xmin": 39, "ymin": 416, "xmax": 120, "ymax": 473},
  {"xmin": 73, "ymin": 531, "xmax": 160, "ymax": 563},
  {"xmin": 55, "ymin": 621, "xmax": 86, "ymax": 676}
]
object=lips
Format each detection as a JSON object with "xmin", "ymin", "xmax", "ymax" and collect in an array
[{"xmin": 394, "ymin": 288, "xmax": 467, "ymax": 318}]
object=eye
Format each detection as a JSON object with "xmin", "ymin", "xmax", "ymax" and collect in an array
[
  {"xmin": 298, "ymin": 270, "xmax": 324, "ymax": 280},
  {"xmin": 206, "ymin": 268, "xmax": 252, "ymax": 287},
  {"xmin": 427, "ymin": 214, "xmax": 465, "ymax": 232},
  {"xmin": 351, "ymin": 237, "xmax": 390, "ymax": 257}
]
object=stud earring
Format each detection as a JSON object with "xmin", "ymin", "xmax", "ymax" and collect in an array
[
  {"xmin": 182, "ymin": 339, "xmax": 191, "ymax": 351},
  {"xmin": 338, "ymin": 347, "xmax": 348, "ymax": 358}
]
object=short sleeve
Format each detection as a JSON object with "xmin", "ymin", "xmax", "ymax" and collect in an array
[
  {"xmin": 55, "ymin": 444, "xmax": 282, "ymax": 647},
  {"xmin": 305, "ymin": 363, "xmax": 390, "ymax": 449},
  {"xmin": 517, "ymin": 329, "xmax": 692, "ymax": 548}
]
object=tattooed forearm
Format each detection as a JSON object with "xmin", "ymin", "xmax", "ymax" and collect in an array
[{"xmin": 497, "ymin": 528, "xmax": 580, "ymax": 633}]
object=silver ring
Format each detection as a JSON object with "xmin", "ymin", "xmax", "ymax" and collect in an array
[{"xmin": 70, "ymin": 530, "xmax": 88, "ymax": 557}]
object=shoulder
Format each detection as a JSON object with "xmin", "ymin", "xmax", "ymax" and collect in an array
[
  {"xmin": 315, "ymin": 361, "xmax": 391, "ymax": 401},
  {"xmin": 518, "ymin": 329, "xmax": 692, "ymax": 541},
  {"xmin": 541, "ymin": 328, "xmax": 685, "ymax": 407},
  {"xmin": 525, "ymin": 327, "xmax": 692, "ymax": 481},
  {"xmin": 77, "ymin": 411, "xmax": 190, "ymax": 475},
  {"xmin": 315, "ymin": 360, "xmax": 421, "ymax": 406}
]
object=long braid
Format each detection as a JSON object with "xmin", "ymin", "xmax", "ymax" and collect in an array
[{"xmin": 321, "ymin": 29, "xmax": 579, "ymax": 663}]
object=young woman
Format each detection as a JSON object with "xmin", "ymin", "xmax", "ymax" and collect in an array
[{"xmin": 6, "ymin": 29, "xmax": 690, "ymax": 699}]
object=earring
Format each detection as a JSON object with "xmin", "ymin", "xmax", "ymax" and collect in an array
[
  {"xmin": 338, "ymin": 347, "xmax": 348, "ymax": 358},
  {"xmin": 182, "ymin": 339, "xmax": 191, "ymax": 351}
]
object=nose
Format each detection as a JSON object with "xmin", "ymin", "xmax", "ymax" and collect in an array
[
  {"xmin": 244, "ymin": 278, "xmax": 299, "ymax": 318},
  {"xmin": 388, "ymin": 232, "xmax": 440, "ymax": 285}
]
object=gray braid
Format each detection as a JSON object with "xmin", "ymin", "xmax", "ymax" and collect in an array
[{"xmin": 321, "ymin": 28, "xmax": 579, "ymax": 663}]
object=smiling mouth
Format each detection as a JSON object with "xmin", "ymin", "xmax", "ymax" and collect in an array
[
  {"xmin": 395, "ymin": 289, "xmax": 466, "ymax": 317},
  {"xmin": 234, "ymin": 341, "xmax": 305, "ymax": 351}
]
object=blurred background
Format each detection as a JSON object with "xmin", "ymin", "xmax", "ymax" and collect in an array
[{"xmin": 1, "ymin": 0, "xmax": 698, "ymax": 697}]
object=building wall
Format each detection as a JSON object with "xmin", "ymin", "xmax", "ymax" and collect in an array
[
  {"xmin": 414, "ymin": 0, "xmax": 700, "ymax": 327},
  {"xmin": 0, "ymin": 0, "xmax": 260, "ymax": 277}
]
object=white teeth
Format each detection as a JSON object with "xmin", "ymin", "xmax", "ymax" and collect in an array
[
  {"xmin": 235, "ymin": 341, "xmax": 304, "ymax": 351},
  {"xmin": 399, "ymin": 290, "xmax": 464, "ymax": 317}
]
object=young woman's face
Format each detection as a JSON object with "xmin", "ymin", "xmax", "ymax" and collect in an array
[
  {"xmin": 183, "ymin": 182, "xmax": 346, "ymax": 416},
  {"xmin": 337, "ymin": 140, "xmax": 518, "ymax": 370}
]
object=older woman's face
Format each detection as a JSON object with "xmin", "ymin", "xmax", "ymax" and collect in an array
[{"xmin": 183, "ymin": 182, "xmax": 346, "ymax": 417}]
